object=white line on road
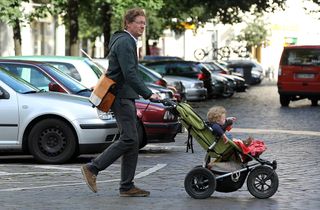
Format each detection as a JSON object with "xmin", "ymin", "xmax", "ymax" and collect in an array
[
  {"xmin": 0, "ymin": 164, "xmax": 167, "ymax": 192},
  {"xmin": 231, "ymin": 128, "xmax": 320, "ymax": 136}
]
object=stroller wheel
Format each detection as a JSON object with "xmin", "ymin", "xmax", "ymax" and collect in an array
[
  {"xmin": 247, "ymin": 166, "xmax": 279, "ymax": 199},
  {"xmin": 184, "ymin": 167, "xmax": 216, "ymax": 199}
]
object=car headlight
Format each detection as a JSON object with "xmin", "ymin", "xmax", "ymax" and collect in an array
[{"xmin": 97, "ymin": 109, "xmax": 113, "ymax": 120}]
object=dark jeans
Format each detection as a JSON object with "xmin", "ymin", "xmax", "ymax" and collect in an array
[{"xmin": 89, "ymin": 98, "xmax": 139, "ymax": 192}]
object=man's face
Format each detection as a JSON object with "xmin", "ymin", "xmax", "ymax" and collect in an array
[{"xmin": 126, "ymin": 15, "xmax": 146, "ymax": 38}]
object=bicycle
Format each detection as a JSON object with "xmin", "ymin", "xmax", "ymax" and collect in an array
[{"xmin": 194, "ymin": 46, "xmax": 232, "ymax": 61}]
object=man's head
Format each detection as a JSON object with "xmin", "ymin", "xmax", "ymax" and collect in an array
[
  {"xmin": 123, "ymin": 8, "xmax": 146, "ymax": 38},
  {"xmin": 207, "ymin": 106, "xmax": 226, "ymax": 125}
]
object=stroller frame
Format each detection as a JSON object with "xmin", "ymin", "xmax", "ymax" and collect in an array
[{"xmin": 160, "ymin": 99, "xmax": 279, "ymax": 199}]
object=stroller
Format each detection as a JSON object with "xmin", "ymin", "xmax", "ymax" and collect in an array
[{"xmin": 159, "ymin": 99, "xmax": 279, "ymax": 199}]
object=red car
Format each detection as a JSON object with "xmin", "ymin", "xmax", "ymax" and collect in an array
[
  {"xmin": 278, "ymin": 45, "xmax": 320, "ymax": 106},
  {"xmin": 0, "ymin": 59, "xmax": 181, "ymax": 148}
]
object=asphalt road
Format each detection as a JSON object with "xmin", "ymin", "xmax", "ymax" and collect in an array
[{"xmin": 0, "ymin": 81, "xmax": 319, "ymax": 210}]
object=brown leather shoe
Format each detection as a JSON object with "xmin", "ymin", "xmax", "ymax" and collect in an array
[
  {"xmin": 119, "ymin": 186, "xmax": 150, "ymax": 197},
  {"xmin": 81, "ymin": 165, "xmax": 97, "ymax": 193}
]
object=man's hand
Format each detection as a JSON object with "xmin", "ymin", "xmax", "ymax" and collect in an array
[{"xmin": 150, "ymin": 93, "xmax": 161, "ymax": 101}]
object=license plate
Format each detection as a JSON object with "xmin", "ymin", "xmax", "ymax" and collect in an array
[{"xmin": 295, "ymin": 73, "xmax": 315, "ymax": 79}]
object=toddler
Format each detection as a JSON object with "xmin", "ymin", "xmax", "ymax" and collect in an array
[{"xmin": 207, "ymin": 106, "xmax": 252, "ymax": 146}]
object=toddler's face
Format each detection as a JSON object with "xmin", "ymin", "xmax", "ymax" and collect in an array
[{"xmin": 217, "ymin": 113, "xmax": 226, "ymax": 125}]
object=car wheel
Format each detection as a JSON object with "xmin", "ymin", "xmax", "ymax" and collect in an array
[
  {"xmin": 280, "ymin": 95, "xmax": 290, "ymax": 107},
  {"xmin": 311, "ymin": 99, "xmax": 318, "ymax": 106},
  {"xmin": 137, "ymin": 121, "xmax": 147, "ymax": 149},
  {"xmin": 247, "ymin": 166, "xmax": 279, "ymax": 199},
  {"xmin": 28, "ymin": 118, "xmax": 76, "ymax": 163},
  {"xmin": 184, "ymin": 167, "xmax": 216, "ymax": 199},
  {"xmin": 221, "ymin": 88, "xmax": 234, "ymax": 98}
]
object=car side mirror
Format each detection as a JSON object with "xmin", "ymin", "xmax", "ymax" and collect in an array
[
  {"xmin": 0, "ymin": 87, "xmax": 10, "ymax": 99},
  {"xmin": 48, "ymin": 82, "xmax": 66, "ymax": 93}
]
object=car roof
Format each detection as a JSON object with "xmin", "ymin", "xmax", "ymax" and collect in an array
[
  {"xmin": 284, "ymin": 45, "xmax": 320, "ymax": 49},
  {"xmin": 3, "ymin": 56, "xmax": 87, "ymax": 61},
  {"xmin": 0, "ymin": 59, "xmax": 47, "ymax": 65},
  {"xmin": 143, "ymin": 60, "xmax": 200, "ymax": 65}
]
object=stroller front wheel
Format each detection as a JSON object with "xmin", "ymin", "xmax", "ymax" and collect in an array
[
  {"xmin": 247, "ymin": 166, "xmax": 279, "ymax": 199},
  {"xmin": 184, "ymin": 167, "xmax": 216, "ymax": 199}
]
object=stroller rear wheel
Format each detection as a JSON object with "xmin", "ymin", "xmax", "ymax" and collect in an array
[
  {"xmin": 247, "ymin": 166, "xmax": 279, "ymax": 199},
  {"xmin": 184, "ymin": 167, "xmax": 216, "ymax": 199}
]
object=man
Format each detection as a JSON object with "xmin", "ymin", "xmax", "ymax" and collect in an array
[{"xmin": 81, "ymin": 8, "xmax": 160, "ymax": 197}]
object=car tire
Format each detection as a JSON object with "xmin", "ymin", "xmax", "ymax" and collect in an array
[
  {"xmin": 311, "ymin": 99, "xmax": 318, "ymax": 106},
  {"xmin": 28, "ymin": 118, "xmax": 76, "ymax": 164},
  {"xmin": 137, "ymin": 121, "xmax": 147, "ymax": 149},
  {"xmin": 247, "ymin": 166, "xmax": 279, "ymax": 199},
  {"xmin": 280, "ymin": 95, "xmax": 290, "ymax": 107}
]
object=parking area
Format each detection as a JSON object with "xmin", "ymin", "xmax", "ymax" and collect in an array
[{"xmin": 0, "ymin": 82, "xmax": 320, "ymax": 210}]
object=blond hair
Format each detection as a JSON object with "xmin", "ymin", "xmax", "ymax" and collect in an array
[
  {"xmin": 123, "ymin": 8, "xmax": 146, "ymax": 29},
  {"xmin": 207, "ymin": 106, "xmax": 226, "ymax": 123}
]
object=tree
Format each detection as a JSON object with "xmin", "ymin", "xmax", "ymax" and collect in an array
[
  {"xmin": 0, "ymin": 0, "xmax": 28, "ymax": 55},
  {"xmin": 236, "ymin": 16, "xmax": 271, "ymax": 61}
]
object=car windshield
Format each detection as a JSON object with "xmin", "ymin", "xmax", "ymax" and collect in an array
[
  {"xmin": 0, "ymin": 68, "xmax": 40, "ymax": 93},
  {"xmin": 281, "ymin": 48, "xmax": 320, "ymax": 66},
  {"xmin": 41, "ymin": 64, "xmax": 89, "ymax": 94},
  {"xmin": 84, "ymin": 59, "xmax": 103, "ymax": 78}
]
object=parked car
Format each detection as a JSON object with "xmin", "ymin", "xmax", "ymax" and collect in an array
[
  {"xmin": 142, "ymin": 60, "xmax": 217, "ymax": 98},
  {"xmin": 0, "ymin": 60, "xmax": 180, "ymax": 148},
  {"xmin": 0, "ymin": 68, "xmax": 119, "ymax": 164},
  {"xmin": 0, "ymin": 59, "xmax": 92, "ymax": 96},
  {"xmin": 203, "ymin": 61, "xmax": 247, "ymax": 92},
  {"xmin": 4, "ymin": 56, "xmax": 102, "ymax": 88},
  {"xmin": 226, "ymin": 59, "xmax": 264, "ymax": 85},
  {"xmin": 162, "ymin": 76, "xmax": 207, "ymax": 101},
  {"xmin": 278, "ymin": 45, "xmax": 320, "ymax": 106},
  {"xmin": 141, "ymin": 55, "xmax": 183, "ymax": 62},
  {"xmin": 137, "ymin": 64, "xmax": 184, "ymax": 101}
]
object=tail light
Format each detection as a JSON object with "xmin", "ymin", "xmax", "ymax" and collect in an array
[
  {"xmin": 155, "ymin": 79, "xmax": 167, "ymax": 87},
  {"xmin": 198, "ymin": 73, "xmax": 206, "ymax": 80}
]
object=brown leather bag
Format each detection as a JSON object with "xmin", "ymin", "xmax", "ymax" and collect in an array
[{"xmin": 89, "ymin": 74, "xmax": 116, "ymax": 112}]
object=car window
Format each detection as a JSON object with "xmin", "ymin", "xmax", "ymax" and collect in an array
[
  {"xmin": 41, "ymin": 64, "xmax": 88, "ymax": 93},
  {"xmin": 146, "ymin": 64, "xmax": 167, "ymax": 75},
  {"xmin": 45, "ymin": 62, "xmax": 82, "ymax": 81},
  {"xmin": 84, "ymin": 59, "xmax": 103, "ymax": 77},
  {"xmin": 138, "ymin": 69, "xmax": 155, "ymax": 83},
  {"xmin": 0, "ymin": 69, "xmax": 39, "ymax": 93},
  {"xmin": 167, "ymin": 63, "xmax": 198, "ymax": 75},
  {"xmin": 281, "ymin": 48, "xmax": 320, "ymax": 66},
  {"xmin": 0, "ymin": 63, "xmax": 51, "ymax": 91}
]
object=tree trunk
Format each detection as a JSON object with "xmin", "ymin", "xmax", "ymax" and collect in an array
[
  {"xmin": 68, "ymin": 0, "xmax": 79, "ymax": 56},
  {"xmin": 13, "ymin": 19, "xmax": 22, "ymax": 56},
  {"xmin": 101, "ymin": 2, "xmax": 112, "ymax": 57}
]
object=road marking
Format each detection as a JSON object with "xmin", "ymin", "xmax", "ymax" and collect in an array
[
  {"xmin": 0, "ymin": 164, "xmax": 167, "ymax": 192},
  {"xmin": 231, "ymin": 128, "xmax": 320, "ymax": 136},
  {"xmin": 34, "ymin": 165, "xmax": 80, "ymax": 171}
]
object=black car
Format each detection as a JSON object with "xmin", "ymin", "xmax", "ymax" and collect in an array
[
  {"xmin": 142, "ymin": 60, "xmax": 218, "ymax": 98},
  {"xmin": 226, "ymin": 60, "xmax": 264, "ymax": 85},
  {"xmin": 203, "ymin": 61, "xmax": 247, "ymax": 92},
  {"xmin": 138, "ymin": 64, "xmax": 186, "ymax": 101}
]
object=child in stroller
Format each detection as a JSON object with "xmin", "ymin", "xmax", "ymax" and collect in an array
[
  {"xmin": 150, "ymin": 99, "xmax": 278, "ymax": 199},
  {"xmin": 206, "ymin": 105, "xmax": 253, "ymax": 146}
]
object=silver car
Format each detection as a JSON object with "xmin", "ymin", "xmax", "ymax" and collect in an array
[
  {"xmin": 0, "ymin": 69, "xmax": 118, "ymax": 164},
  {"xmin": 163, "ymin": 76, "xmax": 207, "ymax": 101}
]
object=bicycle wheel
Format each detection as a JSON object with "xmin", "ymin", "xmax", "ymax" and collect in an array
[{"xmin": 194, "ymin": 48, "xmax": 207, "ymax": 60}]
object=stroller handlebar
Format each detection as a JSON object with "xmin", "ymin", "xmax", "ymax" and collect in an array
[{"xmin": 149, "ymin": 98, "xmax": 177, "ymax": 107}]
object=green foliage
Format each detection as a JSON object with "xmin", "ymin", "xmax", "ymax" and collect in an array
[
  {"xmin": 236, "ymin": 16, "xmax": 270, "ymax": 48},
  {"xmin": 0, "ymin": 0, "xmax": 27, "ymax": 25}
]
